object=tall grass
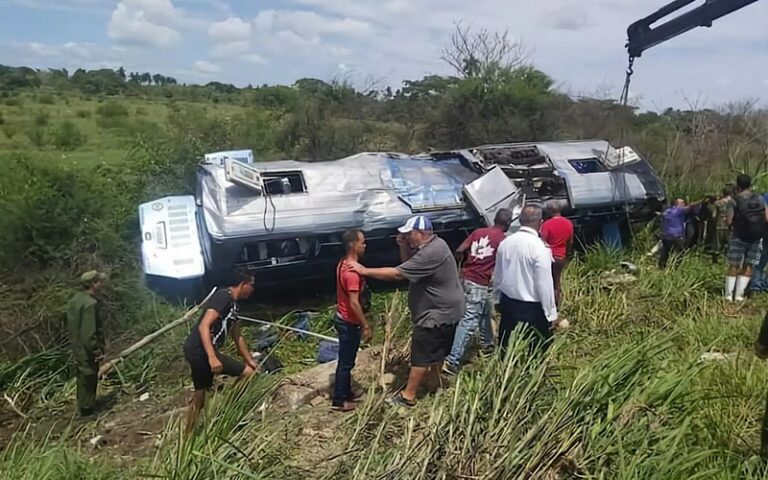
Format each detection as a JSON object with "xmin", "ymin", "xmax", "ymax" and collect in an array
[{"xmin": 1, "ymin": 247, "xmax": 767, "ymax": 479}]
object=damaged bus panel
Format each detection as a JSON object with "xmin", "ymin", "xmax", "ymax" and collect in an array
[{"xmin": 139, "ymin": 140, "xmax": 665, "ymax": 293}]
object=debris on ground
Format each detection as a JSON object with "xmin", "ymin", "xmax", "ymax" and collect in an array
[{"xmin": 699, "ymin": 352, "xmax": 734, "ymax": 362}]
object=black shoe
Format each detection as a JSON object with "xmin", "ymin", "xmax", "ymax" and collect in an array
[
  {"xmin": 442, "ymin": 363, "xmax": 459, "ymax": 376},
  {"xmin": 386, "ymin": 391, "xmax": 416, "ymax": 408}
]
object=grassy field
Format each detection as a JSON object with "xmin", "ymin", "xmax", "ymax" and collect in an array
[
  {"xmin": 1, "ymin": 83, "xmax": 767, "ymax": 478},
  {"xmin": 1, "ymin": 240, "xmax": 768, "ymax": 479},
  {"xmin": 0, "ymin": 91, "xmax": 248, "ymax": 169}
]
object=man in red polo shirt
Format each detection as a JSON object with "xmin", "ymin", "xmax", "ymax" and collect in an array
[
  {"xmin": 541, "ymin": 200, "xmax": 574, "ymax": 307},
  {"xmin": 333, "ymin": 229, "xmax": 372, "ymax": 412}
]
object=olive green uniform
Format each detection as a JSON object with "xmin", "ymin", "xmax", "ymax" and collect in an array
[{"xmin": 66, "ymin": 291, "xmax": 103, "ymax": 414}]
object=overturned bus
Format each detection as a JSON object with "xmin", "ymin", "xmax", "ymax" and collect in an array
[{"xmin": 139, "ymin": 140, "xmax": 665, "ymax": 296}]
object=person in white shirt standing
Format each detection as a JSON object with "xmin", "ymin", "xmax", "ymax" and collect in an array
[{"xmin": 493, "ymin": 205, "xmax": 559, "ymax": 354}]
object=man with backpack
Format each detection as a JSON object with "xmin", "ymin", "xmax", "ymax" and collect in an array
[{"xmin": 725, "ymin": 175, "xmax": 768, "ymax": 302}]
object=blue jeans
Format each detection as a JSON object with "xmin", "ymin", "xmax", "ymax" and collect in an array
[
  {"xmin": 333, "ymin": 315, "xmax": 361, "ymax": 406},
  {"xmin": 445, "ymin": 280, "xmax": 494, "ymax": 367}
]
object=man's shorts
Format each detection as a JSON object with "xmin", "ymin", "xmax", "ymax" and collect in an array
[
  {"xmin": 184, "ymin": 350, "xmax": 245, "ymax": 391},
  {"xmin": 727, "ymin": 236, "xmax": 763, "ymax": 267},
  {"xmin": 411, "ymin": 323, "xmax": 457, "ymax": 367}
]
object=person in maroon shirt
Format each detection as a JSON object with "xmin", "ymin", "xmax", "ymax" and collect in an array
[
  {"xmin": 541, "ymin": 200, "xmax": 574, "ymax": 307},
  {"xmin": 443, "ymin": 209, "xmax": 513, "ymax": 375},
  {"xmin": 333, "ymin": 229, "xmax": 372, "ymax": 412}
]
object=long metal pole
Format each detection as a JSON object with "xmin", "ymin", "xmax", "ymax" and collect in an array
[{"xmin": 238, "ymin": 315, "xmax": 339, "ymax": 343}]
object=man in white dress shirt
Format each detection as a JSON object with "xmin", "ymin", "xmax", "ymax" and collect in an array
[{"xmin": 493, "ymin": 205, "xmax": 559, "ymax": 353}]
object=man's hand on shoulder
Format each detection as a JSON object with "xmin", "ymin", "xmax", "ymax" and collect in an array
[{"xmin": 347, "ymin": 261, "xmax": 367, "ymax": 275}]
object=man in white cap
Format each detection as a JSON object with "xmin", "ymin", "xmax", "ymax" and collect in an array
[{"xmin": 349, "ymin": 215, "xmax": 464, "ymax": 407}]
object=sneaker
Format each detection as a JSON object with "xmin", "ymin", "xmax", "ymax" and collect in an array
[
  {"xmin": 479, "ymin": 346, "xmax": 495, "ymax": 359},
  {"xmin": 442, "ymin": 363, "xmax": 459, "ymax": 376},
  {"xmin": 734, "ymin": 296, "xmax": 746, "ymax": 302},
  {"xmin": 386, "ymin": 391, "xmax": 416, "ymax": 408},
  {"xmin": 724, "ymin": 295, "xmax": 734, "ymax": 302}
]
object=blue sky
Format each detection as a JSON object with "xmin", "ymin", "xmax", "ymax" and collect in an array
[{"xmin": 0, "ymin": 0, "xmax": 766, "ymax": 110}]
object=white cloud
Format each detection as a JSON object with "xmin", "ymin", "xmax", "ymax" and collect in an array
[
  {"xmin": 253, "ymin": 9, "xmax": 372, "ymax": 47},
  {"xmin": 19, "ymin": 41, "xmax": 94, "ymax": 61},
  {"xmin": 193, "ymin": 60, "xmax": 221, "ymax": 75},
  {"xmin": 107, "ymin": 0, "xmax": 182, "ymax": 48},
  {"xmin": 208, "ymin": 16, "xmax": 251, "ymax": 43},
  {"xmin": 206, "ymin": 15, "xmax": 266, "ymax": 63}
]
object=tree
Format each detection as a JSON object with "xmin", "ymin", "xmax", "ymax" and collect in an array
[
  {"xmin": 117, "ymin": 67, "xmax": 126, "ymax": 81},
  {"xmin": 140, "ymin": 72, "xmax": 152, "ymax": 85},
  {"xmin": 440, "ymin": 22, "xmax": 528, "ymax": 79}
]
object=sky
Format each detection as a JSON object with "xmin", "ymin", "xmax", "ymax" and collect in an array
[{"xmin": 0, "ymin": 0, "xmax": 766, "ymax": 110}]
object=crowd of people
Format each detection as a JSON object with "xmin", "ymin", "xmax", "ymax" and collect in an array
[
  {"xmin": 67, "ymin": 174, "xmax": 768, "ymax": 444},
  {"xmin": 659, "ymin": 174, "xmax": 768, "ymax": 301}
]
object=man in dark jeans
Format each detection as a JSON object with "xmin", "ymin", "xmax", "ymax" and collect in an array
[
  {"xmin": 350, "ymin": 216, "xmax": 464, "ymax": 408},
  {"xmin": 333, "ymin": 229, "xmax": 373, "ymax": 412},
  {"xmin": 754, "ymin": 312, "xmax": 768, "ymax": 457}
]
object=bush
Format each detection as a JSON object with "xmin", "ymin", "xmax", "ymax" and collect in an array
[
  {"xmin": 3, "ymin": 97, "xmax": 23, "ymax": 107},
  {"xmin": 96, "ymin": 101, "xmax": 128, "ymax": 118},
  {"xmin": 52, "ymin": 120, "xmax": 86, "ymax": 151},
  {"xmin": 33, "ymin": 110, "xmax": 49, "ymax": 127},
  {"xmin": 1, "ymin": 123, "xmax": 19, "ymax": 140},
  {"xmin": 96, "ymin": 101, "xmax": 130, "ymax": 129},
  {"xmin": 37, "ymin": 94, "xmax": 55, "ymax": 105},
  {"xmin": 25, "ymin": 127, "xmax": 47, "ymax": 147},
  {"xmin": 75, "ymin": 109, "xmax": 92, "ymax": 118}
]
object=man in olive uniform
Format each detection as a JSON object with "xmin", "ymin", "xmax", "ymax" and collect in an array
[{"xmin": 67, "ymin": 270, "xmax": 107, "ymax": 416}]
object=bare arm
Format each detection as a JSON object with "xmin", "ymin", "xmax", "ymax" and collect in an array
[
  {"xmin": 358, "ymin": 266, "xmax": 404, "ymax": 282},
  {"xmin": 230, "ymin": 323, "xmax": 257, "ymax": 370},
  {"xmin": 455, "ymin": 237, "xmax": 470, "ymax": 264},
  {"xmin": 198, "ymin": 309, "xmax": 220, "ymax": 361},
  {"xmin": 348, "ymin": 291, "xmax": 369, "ymax": 329},
  {"xmin": 396, "ymin": 234, "xmax": 414, "ymax": 262}
]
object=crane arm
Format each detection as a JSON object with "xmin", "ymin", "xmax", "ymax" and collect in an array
[{"xmin": 626, "ymin": 0, "xmax": 762, "ymax": 58}]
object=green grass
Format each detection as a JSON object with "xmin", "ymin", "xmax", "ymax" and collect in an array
[
  {"xmin": 1, "ymin": 247, "xmax": 767, "ymax": 478},
  {"xmin": 0, "ymin": 92, "xmax": 248, "ymax": 169}
]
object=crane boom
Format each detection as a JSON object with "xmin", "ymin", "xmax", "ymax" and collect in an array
[{"xmin": 626, "ymin": 0, "xmax": 763, "ymax": 58}]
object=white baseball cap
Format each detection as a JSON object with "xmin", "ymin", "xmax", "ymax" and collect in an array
[{"xmin": 398, "ymin": 215, "xmax": 433, "ymax": 233}]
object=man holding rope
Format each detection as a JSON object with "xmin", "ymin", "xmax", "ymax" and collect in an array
[{"xmin": 183, "ymin": 272, "xmax": 258, "ymax": 434}]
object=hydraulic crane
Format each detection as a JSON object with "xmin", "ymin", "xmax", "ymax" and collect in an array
[{"xmin": 620, "ymin": 0, "xmax": 765, "ymax": 104}]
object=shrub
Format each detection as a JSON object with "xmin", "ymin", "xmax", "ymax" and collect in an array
[
  {"xmin": 52, "ymin": 120, "xmax": 86, "ymax": 151},
  {"xmin": 1, "ymin": 123, "xmax": 19, "ymax": 139},
  {"xmin": 75, "ymin": 109, "xmax": 92, "ymax": 118},
  {"xmin": 3, "ymin": 97, "xmax": 23, "ymax": 107},
  {"xmin": 37, "ymin": 94, "xmax": 55, "ymax": 105},
  {"xmin": 25, "ymin": 127, "xmax": 47, "ymax": 147},
  {"xmin": 96, "ymin": 101, "xmax": 130, "ymax": 129},
  {"xmin": 96, "ymin": 101, "xmax": 129, "ymax": 118},
  {"xmin": 33, "ymin": 110, "xmax": 50, "ymax": 127}
]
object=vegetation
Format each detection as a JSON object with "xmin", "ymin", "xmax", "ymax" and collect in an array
[{"xmin": 0, "ymin": 23, "xmax": 767, "ymax": 479}]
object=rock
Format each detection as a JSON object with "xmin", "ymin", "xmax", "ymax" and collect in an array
[
  {"xmin": 270, "ymin": 346, "xmax": 383, "ymax": 411},
  {"xmin": 381, "ymin": 373, "xmax": 396, "ymax": 385},
  {"xmin": 138, "ymin": 393, "xmax": 150, "ymax": 402},
  {"xmin": 309, "ymin": 396, "xmax": 326, "ymax": 407},
  {"xmin": 89, "ymin": 435, "xmax": 106, "ymax": 448},
  {"xmin": 273, "ymin": 386, "xmax": 317, "ymax": 411}
]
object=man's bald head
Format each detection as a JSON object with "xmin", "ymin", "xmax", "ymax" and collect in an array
[{"xmin": 519, "ymin": 205, "xmax": 543, "ymax": 229}]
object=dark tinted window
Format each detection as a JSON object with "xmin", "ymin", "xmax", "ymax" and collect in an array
[{"xmin": 569, "ymin": 158, "xmax": 605, "ymax": 174}]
